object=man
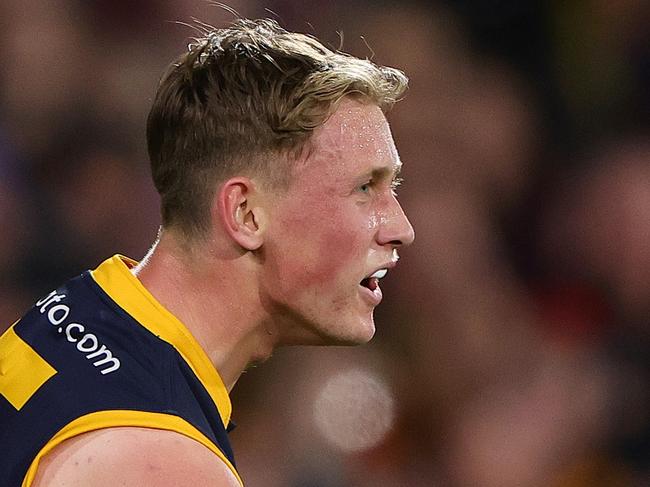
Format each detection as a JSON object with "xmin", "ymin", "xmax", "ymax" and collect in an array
[{"xmin": 0, "ymin": 18, "xmax": 414, "ymax": 486}]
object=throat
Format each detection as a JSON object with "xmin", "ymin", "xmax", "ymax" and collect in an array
[{"xmin": 210, "ymin": 324, "xmax": 278, "ymax": 391}]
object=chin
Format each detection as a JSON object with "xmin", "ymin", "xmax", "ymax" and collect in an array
[
  {"xmin": 285, "ymin": 309, "xmax": 376, "ymax": 346},
  {"xmin": 323, "ymin": 317, "xmax": 376, "ymax": 346}
]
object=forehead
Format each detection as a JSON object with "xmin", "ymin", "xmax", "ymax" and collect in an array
[{"xmin": 300, "ymin": 98, "xmax": 401, "ymax": 180}]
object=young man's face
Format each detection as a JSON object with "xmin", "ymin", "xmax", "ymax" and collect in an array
[{"xmin": 260, "ymin": 98, "xmax": 415, "ymax": 345}]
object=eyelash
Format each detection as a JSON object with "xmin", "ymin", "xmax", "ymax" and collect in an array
[{"xmin": 358, "ymin": 177, "xmax": 403, "ymax": 194}]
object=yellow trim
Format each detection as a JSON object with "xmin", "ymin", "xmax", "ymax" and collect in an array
[
  {"xmin": 0, "ymin": 325, "xmax": 57, "ymax": 410},
  {"xmin": 90, "ymin": 255, "xmax": 232, "ymax": 428},
  {"xmin": 22, "ymin": 410, "xmax": 243, "ymax": 487}
]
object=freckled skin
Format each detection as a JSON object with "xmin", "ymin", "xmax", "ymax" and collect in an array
[{"xmin": 260, "ymin": 98, "xmax": 415, "ymax": 345}]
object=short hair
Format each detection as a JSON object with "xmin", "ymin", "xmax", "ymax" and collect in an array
[{"xmin": 147, "ymin": 18, "xmax": 408, "ymax": 239}]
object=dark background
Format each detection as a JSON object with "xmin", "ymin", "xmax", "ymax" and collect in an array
[{"xmin": 1, "ymin": 1, "xmax": 648, "ymax": 485}]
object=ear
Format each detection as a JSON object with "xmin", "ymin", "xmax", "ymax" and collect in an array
[{"xmin": 216, "ymin": 177, "xmax": 266, "ymax": 251}]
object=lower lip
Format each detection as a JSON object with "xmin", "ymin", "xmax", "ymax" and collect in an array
[{"xmin": 359, "ymin": 284, "xmax": 383, "ymax": 306}]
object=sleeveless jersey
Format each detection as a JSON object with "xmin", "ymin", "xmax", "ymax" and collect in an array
[{"xmin": 0, "ymin": 255, "xmax": 242, "ymax": 486}]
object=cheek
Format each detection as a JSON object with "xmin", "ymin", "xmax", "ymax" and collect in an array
[{"xmin": 277, "ymin": 205, "xmax": 370, "ymax": 289}]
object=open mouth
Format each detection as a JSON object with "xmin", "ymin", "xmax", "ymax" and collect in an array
[
  {"xmin": 360, "ymin": 277, "xmax": 379, "ymax": 291},
  {"xmin": 360, "ymin": 269, "xmax": 387, "ymax": 292}
]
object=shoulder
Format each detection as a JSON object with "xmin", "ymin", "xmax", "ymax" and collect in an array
[{"xmin": 31, "ymin": 427, "xmax": 241, "ymax": 487}]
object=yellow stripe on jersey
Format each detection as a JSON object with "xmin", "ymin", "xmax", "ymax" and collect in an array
[
  {"xmin": 90, "ymin": 255, "xmax": 232, "ymax": 429},
  {"xmin": 22, "ymin": 410, "xmax": 244, "ymax": 487},
  {"xmin": 0, "ymin": 325, "xmax": 57, "ymax": 410}
]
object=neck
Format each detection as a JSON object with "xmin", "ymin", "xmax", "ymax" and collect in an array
[{"xmin": 132, "ymin": 232, "xmax": 279, "ymax": 391}]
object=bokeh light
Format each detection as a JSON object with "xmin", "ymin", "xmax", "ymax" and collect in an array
[{"xmin": 312, "ymin": 368, "xmax": 395, "ymax": 453}]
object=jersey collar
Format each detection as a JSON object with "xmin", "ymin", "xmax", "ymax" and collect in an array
[{"xmin": 90, "ymin": 254, "xmax": 232, "ymax": 428}]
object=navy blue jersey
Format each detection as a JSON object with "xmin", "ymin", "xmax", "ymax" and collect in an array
[{"xmin": 0, "ymin": 255, "xmax": 242, "ymax": 486}]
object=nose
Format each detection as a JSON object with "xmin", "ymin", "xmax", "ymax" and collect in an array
[{"xmin": 376, "ymin": 196, "xmax": 415, "ymax": 247}]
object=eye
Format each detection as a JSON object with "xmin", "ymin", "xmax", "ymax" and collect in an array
[{"xmin": 358, "ymin": 181, "xmax": 372, "ymax": 194}]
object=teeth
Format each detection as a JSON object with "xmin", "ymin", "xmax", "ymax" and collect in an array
[{"xmin": 370, "ymin": 269, "xmax": 387, "ymax": 279}]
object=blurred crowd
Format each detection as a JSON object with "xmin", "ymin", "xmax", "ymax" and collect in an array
[{"xmin": 1, "ymin": 1, "xmax": 648, "ymax": 486}]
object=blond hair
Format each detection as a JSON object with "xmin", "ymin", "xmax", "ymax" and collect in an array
[{"xmin": 147, "ymin": 18, "xmax": 408, "ymax": 239}]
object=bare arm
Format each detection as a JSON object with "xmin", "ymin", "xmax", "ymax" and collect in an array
[{"xmin": 31, "ymin": 427, "xmax": 241, "ymax": 487}]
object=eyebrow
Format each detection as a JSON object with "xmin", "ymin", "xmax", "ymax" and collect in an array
[{"xmin": 367, "ymin": 161, "xmax": 402, "ymax": 181}]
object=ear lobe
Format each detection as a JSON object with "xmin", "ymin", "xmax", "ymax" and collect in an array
[{"xmin": 217, "ymin": 177, "xmax": 265, "ymax": 251}]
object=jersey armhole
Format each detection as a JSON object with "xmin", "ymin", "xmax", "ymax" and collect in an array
[{"xmin": 22, "ymin": 410, "xmax": 243, "ymax": 487}]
